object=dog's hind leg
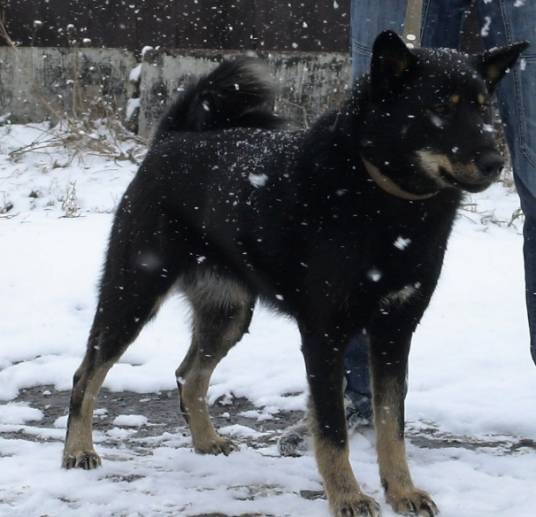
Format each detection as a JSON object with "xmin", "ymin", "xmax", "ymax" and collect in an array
[
  {"xmin": 369, "ymin": 313, "xmax": 439, "ymax": 516},
  {"xmin": 177, "ymin": 274, "xmax": 254, "ymax": 455},
  {"xmin": 63, "ymin": 267, "xmax": 179, "ymax": 469},
  {"xmin": 63, "ymin": 193, "xmax": 182, "ymax": 469},
  {"xmin": 62, "ymin": 342, "xmax": 111, "ymax": 470}
]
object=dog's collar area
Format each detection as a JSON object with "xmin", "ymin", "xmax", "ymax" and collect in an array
[{"xmin": 360, "ymin": 157, "xmax": 438, "ymax": 201}]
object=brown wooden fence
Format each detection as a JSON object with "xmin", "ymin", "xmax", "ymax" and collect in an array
[{"xmin": 1, "ymin": 0, "xmax": 350, "ymax": 53}]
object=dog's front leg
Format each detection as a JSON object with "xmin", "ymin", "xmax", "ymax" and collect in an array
[
  {"xmin": 369, "ymin": 321, "xmax": 438, "ymax": 516},
  {"xmin": 301, "ymin": 328, "xmax": 380, "ymax": 517}
]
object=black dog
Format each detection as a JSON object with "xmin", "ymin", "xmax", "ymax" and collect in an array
[{"xmin": 63, "ymin": 31, "xmax": 527, "ymax": 517}]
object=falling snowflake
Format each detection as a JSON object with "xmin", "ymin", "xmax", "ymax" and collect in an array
[
  {"xmin": 248, "ymin": 173, "xmax": 268, "ymax": 188},
  {"xmin": 430, "ymin": 113, "xmax": 445, "ymax": 129},
  {"xmin": 394, "ymin": 236, "xmax": 411, "ymax": 250},
  {"xmin": 481, "ymin": 16, "xmax": 492, "ymax": 37},
  {"xmin": 367, "ymin": 268, "xmax": 382, "ymax": 282}
]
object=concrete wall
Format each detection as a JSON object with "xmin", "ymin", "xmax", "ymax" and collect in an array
[
  {"xmin": 0, "ymin": 47, "xmax": 136, "ymax": 123},
  {"xmin": 138, "ymin": 48, "xmax": 351, "ymax": 139},
  {"xmin": 0, "ymin": 46, "xmax": 351, "ymax": 138}
]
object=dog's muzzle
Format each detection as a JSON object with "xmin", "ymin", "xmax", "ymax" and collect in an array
[
  {"xmin": 475, "ymin": 151, "xmax": 504, "ymax": 179},
  {"xmin": 447, "ymin": 151, "xmax": 504, "ymax": 192},
  {"xmin": 418, "ymin": 149, "xmax": 504, "ymax": 193}
]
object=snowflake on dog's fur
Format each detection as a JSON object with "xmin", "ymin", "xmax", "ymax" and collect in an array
[
  {"xmin": 367, "ymin": 268, "xmax": 382, "ymax": 282},
  {"xmin": 394, "ymin": 236, "xmax": 411, "ymax": 250}
]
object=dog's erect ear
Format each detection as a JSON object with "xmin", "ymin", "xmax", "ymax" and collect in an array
[
  {"xmin": 370, "ymin": 30, "xmax": 417, "ymax": 98},
  {"xmin": 477, "ymin": 41, "xmax": 529, "ymax": 92}
]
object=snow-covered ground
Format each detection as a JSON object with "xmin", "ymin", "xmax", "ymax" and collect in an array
[{"xmin": 0, "ymin": 123, "xmax": 535, "ymax": 516}]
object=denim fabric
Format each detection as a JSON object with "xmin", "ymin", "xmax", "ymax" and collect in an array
[
  {"xmin": 343, "ymin": 333, "xmax": 373, "ymax": 418},
  {"xmin": 472, "ymin": 0, "xmax": 536, "ymax": 363},
  {"xmin": 350, "ymin": 0, "xmax": 407, "ymax": 81},
  {"xmin": 347, "ymin": 0, "xmax": 536, "ymax": 405},
  {"xmin": 516, "ymin": 177, "xmax": 536, "ymax": 364}
]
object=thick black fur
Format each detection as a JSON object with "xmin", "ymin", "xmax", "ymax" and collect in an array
[
  {"xmin": 64, "ymin": 35, "xmax": 528, "ymax": 515},
  {"xmin": 152, "ymin": 57, "xmax": 285, "ymax": 140}
]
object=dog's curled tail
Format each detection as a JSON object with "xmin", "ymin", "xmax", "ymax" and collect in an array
[{"xmin": 152, "ymin": 57, "xmax": 284, "ymax": 140}]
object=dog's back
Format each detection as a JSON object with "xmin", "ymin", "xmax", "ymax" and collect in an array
[{"xmin": 127, "ymin": 58, "xmax": 312, "ymax": 302}]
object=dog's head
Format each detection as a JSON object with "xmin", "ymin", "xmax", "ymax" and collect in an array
[{"xmin": 358, "ymin": 31, "xmax": 528, "ymax": 195}]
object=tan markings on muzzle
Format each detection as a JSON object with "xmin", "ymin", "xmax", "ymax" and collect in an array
[
  {"xmin": 419, "ymin": 150, "xmax": 489, "ymax": 187},
  {"xmin": 416, "ymin": 150, "xmax": 454, "ymax": 183}
]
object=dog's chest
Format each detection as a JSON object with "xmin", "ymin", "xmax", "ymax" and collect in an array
[{"xmin": 359, "ymin": 227, "xmax": 431, "ymax": 305}]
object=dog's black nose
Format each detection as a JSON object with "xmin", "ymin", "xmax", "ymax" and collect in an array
[{"xmin": 476, "ymin": 153, "xmax": 504, "ymax": 177}]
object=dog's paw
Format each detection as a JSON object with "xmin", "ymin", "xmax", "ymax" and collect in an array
[
  {"xmin": 62, "ymin": 449, "xmax": 102, "ymax": 470},
  {"xmin": 195, "ymin": 436, "xmax": 237, "ymax": 456},
  {"xmin": 331, "ymin": 493, "xmax": 381, "ymax": 517},
  {"xmin": 387, "ymin": 488, "xmax": 438, "ymax": 516}
]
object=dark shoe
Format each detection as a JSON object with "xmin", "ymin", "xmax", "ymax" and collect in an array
[
  {"xmin": 278, "ymin": 397, "xmax": 373, "ymax": 457},
  {"xmin": 278, "ymin": 417, "xmax": 309, "ymax": 457},
  {"xmin": 344, "ymin": 393, "xmax": 373, "ymax": 432}
]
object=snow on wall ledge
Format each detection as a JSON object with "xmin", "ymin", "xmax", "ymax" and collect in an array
[{"xmin": 0, "ymin": 47, "xmax": 350, "ymax": 138}]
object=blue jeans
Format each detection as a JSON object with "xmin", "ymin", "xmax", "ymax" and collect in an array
[{"xmin": 346, "ymin": 0, "xmax": 536, "ymax": 409}]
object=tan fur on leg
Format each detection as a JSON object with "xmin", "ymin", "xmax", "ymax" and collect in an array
[
  {"xmin": 374, "ymin": 378, "xmax": 413, "ymax": 491},
  {"xmin": 177, "ymin": 278, "xmax": 253, "ymax": 455},
  {"xmin": 63, "ymin": 360, "xmax": 112, "ymax": 469},
  {"xmin": 374, "ymin": 378, "xmax": 438, "ymax": 516},
  {"xmin": 310, "ymin": 411, "xmax": 380, "ymax": 517},
  {"xmin": 178, "ymin": 360, "xmax": 236, "ymax": 455}
]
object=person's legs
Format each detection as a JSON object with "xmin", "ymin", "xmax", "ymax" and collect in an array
[
  {"xmin": 347, "ymin": 1, "xmax": 409, "ymax": 425},
  {"xmin": 420, "ymin": 0, "xmax": 470, "ymax": 49},
  {"xmin": 350, "ymin": 0, "xmax": 407, "ymax": 80},
  {"xmin": 345, "ymin": 0, "xmax": 470, "ymax": 424},
  {"xmin": 343, "ymin": 333, "xmax": 373, "ymax": 427},
  {"xmin": 279, "ymin": 2, "xmax": 409, "ymax": 455},
  {"xmin": 351, "ymin": 0, "xmax": 471, "ymax": 80},
  {"xmin": 476, "ymin": 0, "xmax": 536, "ymax": 364},
  {"xmin": 516, "ymin": 179, "xmax": 536, "ymax": 365}
]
